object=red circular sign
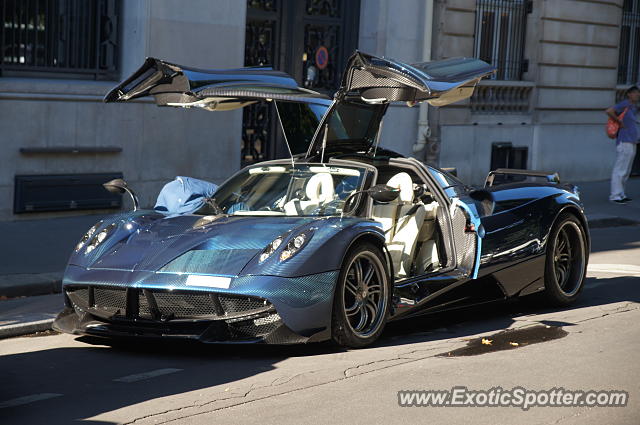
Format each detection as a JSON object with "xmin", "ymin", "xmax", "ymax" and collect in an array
[{"xmin": 315, "ymin": 46, "xmax": 329, "ymax": 70}]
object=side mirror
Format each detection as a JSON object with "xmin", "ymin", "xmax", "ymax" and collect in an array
[
  {"xmin": 341, "ymin": 184, "xmax": 400, "ymax": 218},
  {"xmin": 469, "ymin": 189, "xmax": 495, "ymax": 217},
  {"xmin": 103, "ymin": 178, "xmax": 127, "ymax": 194},
  {"xmin": 103, "ymin": 178, "xmax": 139, "ymax": 211},
  {"xmin": 367, "ymin": 184, "xmax": 400, "ymax": 202}
]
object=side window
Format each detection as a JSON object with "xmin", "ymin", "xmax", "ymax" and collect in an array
[{"xmin": 427, "ymin": 167, "xmax": 465, "ymax": 198}]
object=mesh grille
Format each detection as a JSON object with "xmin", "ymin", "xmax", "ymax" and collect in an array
[
  {"xmin": 451, "ymin": 208, "xmax": 477, "ymax": 273},
  {"xmin": 66, "ymin": 288, "xmax": 89, "ymax": 312},
  {"xmin": 64, "ymin": 286, "xmax": 273, "ymax": 322},
  {"xmin": 93, "ymin": 288, "xmax": 127, "ymax": 315},
  {"xmin": 139, "ymin": 292, "xmax": 218, "ymax": 319},
  {"xmin": 139, "ymin": 291, "xmax": 271, "ymax": 320},
  {"xmin": 219, "ymin": 296, "xmax": 267, "ymax": 315},
  {"xmin": 229, "ymin": 313, "xmax": 282, "ymax": 338}
]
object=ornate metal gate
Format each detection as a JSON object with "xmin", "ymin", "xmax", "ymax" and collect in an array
[{"xmin": 242, "ymin": 0, "xmax": 360, "ymax": 166}]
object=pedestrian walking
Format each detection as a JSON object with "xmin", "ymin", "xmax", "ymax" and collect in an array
[{"xmin": 606, "ymin": 86, "xmax": 639, "ymax": 203}]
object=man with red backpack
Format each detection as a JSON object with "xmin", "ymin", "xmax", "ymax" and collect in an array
[{"xmin": 606, "ymin": 85, "xmax": 639, "ymax": 203}]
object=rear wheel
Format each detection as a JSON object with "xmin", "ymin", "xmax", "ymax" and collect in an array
[
  {"xmin": 542, "ymin": 214, "xmax": 587, "ymax": 305},
  {"xmin": 331, "ymin": 243, "xmax": 391, "ymax": 348}
]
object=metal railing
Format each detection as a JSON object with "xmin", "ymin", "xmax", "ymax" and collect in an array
[
  {"xmin": 0, "ymin": 0, "xmax": 119, "ymax": 79},
  {"xmin": 618, "ymin": 0, "xmax": 640, "ymax": 84},
  {"xmin": 474, "ymin": 0, "xmax": 529, "ymax": 81}
]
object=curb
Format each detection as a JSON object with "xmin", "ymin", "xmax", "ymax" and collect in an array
[
  {"xmin": 587, "ymin": 216, "xmax": 640, "ymax": 229},
  {"xmin": 0, "ymin": 319, "xmax": 55, "ymax": 339},
  {"xmin": 0, "ymin": 273, "xmax": 62, "ymax": 298}
]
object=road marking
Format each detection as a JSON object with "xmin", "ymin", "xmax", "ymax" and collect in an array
[
  {"xmin": 587, "ymin": 264, "xmax": 640, "ymax": 277},
  {"xmin": 0, "ymin": 393, "xmax": 62, "ymax": 409},
  {"xmin": 113, "ymin": 368, "xmax": 183, "ymax": 383}
]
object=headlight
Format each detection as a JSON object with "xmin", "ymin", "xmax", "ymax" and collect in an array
[
  {"xmin": 259, "ymin": 236, "xmax": 285, "ymax": 263},
  {"xmin": 258, "ymin": 229, "xmax": 314, "ymax": 263},
  {"xmin": 279, "ymin": 233, "xmax": 309, "ymax": 262},
  {"xmin": 75, "ymin": 222, "xmax": 102, "ymax": 252},
  {"xmin": 85, "ymin": 223, "xmax": 117, "ymax": 254}
]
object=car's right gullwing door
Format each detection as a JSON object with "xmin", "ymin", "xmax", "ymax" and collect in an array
[
  {"xmin": 336, "ymin": 51, "xmax": 496, "ymax": 105},
  {"xmin": 306, "ymin": 51, "xmax": 495, "ymax": 156}
]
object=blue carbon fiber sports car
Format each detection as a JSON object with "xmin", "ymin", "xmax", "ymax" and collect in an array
[{"xmin": 53, "ymin": 52, "xmax": 589, "ymax": 348}]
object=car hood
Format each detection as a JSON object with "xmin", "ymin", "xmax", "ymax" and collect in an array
[{"xmin": 72, "ymin": 214, "xmax": 318, "ymax": 276}]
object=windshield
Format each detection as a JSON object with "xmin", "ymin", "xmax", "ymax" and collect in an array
[{"xmin": 198, "ymin": 163, "xmax": 369, "ymax": 216}]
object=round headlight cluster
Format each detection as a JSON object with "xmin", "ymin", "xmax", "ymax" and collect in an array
[
  {"xmin": 259, "ymin": 237, "xmax": 283, "ymax": 263},
  {"xmin": 258, "ymin": 229, "xmax": 314, "ymax": 264},
  {"xmin": 75, "ymin": 222, "xmax": 102, "ymax": 252},
  {"xmin": 85, "ymin": 223, "xmax": 117, "ymax": 254},
  {"xmin": 279, "ymin": 233, "xmax": 308, "ymax": 262}
]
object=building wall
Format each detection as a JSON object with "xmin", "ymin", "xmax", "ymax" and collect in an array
[
  {"xmin": 436, "ymin": 0, "xmax": 625, "ymax": 185},
  {"xmin": 0, "ymin": 0, "xmax": 246, "ymax": 221},
  {"xmin": 358, "ymin": 0, "xmax": 429, "ymax": 156}
]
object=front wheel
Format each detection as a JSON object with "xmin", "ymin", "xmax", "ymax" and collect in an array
[
  {"xmin": 542, "ymin": 214, "xmax": 588, "ymax": 305},
  {"xmin": 331, "ymin": 243, "xmax": 391, "ymax": 348}
]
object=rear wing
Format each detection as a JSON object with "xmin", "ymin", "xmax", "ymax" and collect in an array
[{"xmin": 485, "ymin": 169, "xmax": 560, "ymax": 187}]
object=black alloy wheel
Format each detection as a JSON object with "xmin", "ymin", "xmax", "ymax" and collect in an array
[
  {"xmin": 332, "ymin": 243, "xmax": 391, "ymax": 348},
  {"xmin": 543, "ymin": 214, "xmax": 588, "ymax": 305}
]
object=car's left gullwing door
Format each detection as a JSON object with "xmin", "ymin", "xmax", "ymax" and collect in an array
[
  {"xmin": 104, "ymin": 57, "xmax": 330, "ymax": 109},
  {"xmin": 104, "ymin": 58, "xmax": 331, "ymax": 153}
]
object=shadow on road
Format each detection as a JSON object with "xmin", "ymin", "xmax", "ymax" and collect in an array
[
  {"xmin": 381, "ymin": 274, "xmax": 639, "ymax": 348},
  {"xmin": 589, "ymin": 224, "xmax": 640, "ymax": 254},
  {"xmin": 2, "ymin": 274, "xmax": 637, "ymax": 425}
]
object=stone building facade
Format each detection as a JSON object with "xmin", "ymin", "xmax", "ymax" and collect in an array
[
  {"xmin": 0, "ymin": 1, "xmax": 246, "ymax": 221},
  {"xmin": 430, "ymin": 0, "xmax": 637, "ymax": 184},
  {"xmin": 0, "ymin": 0, "xmax": 636, "ymax": 223}
]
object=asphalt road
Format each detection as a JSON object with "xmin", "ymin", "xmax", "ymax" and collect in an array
[{"xmin": 1, "ymin": 225, "xmax": 639, "ymax": 425}]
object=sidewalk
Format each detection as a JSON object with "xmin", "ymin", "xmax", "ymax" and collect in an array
[
  {"xmin": 0, "ymin": 294, "xmax": 63, "ymax": 338},
  {"xmin": 0, "ymin": 178, "xmax": 638, "ymax": 339}
]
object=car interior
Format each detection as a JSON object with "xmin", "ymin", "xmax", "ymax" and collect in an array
[{"xmin": 371, "ymin": 167, "xmax": 444, "ymax": 280}]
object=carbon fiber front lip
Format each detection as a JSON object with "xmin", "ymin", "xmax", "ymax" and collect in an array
[{"xmin": 53, "ymin": 307, "xmax": 313, "ymax": 344}]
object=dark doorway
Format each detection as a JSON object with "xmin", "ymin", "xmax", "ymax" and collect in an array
[{"xmin": 242, "ymin": 0, "xmax": 360, "ymax": 166}]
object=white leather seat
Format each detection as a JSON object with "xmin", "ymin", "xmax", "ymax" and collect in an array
[
  {"xmin": 371, "ymin": 173, "xmax": 411, "ymax": 239},
  {"xmin": 417, "ymin": 201, "xmax": 439, "ymax": 242},
  {"xmin": 415, "ymin": 202, "xmax": 439, "ymax": 273},
  {"xmin": 284, "ymin": 173, "xmax": 334, "ymax": 215},
  {"xmin": 372, "ymin": 172, "xmax": 427, "ymax": 278}
]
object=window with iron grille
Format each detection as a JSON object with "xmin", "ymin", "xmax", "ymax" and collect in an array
[
  {"xmin": 473, "ymin": 0, "xmax": 528, "ymax": 81},
  {"xmin": 0, "ymin": 0, "xmax": 119, "ymax": 79},
  {"xmin": 618, "ymin": 0, "xmax": 640, "ymax": 85}
]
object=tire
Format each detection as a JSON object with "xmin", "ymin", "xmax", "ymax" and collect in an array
[
  {"xmin": 331, "ymin": 242, "xmax": 391, "ymax": 348},
  {"xmin": 542, "ymin": 213, "xmax": 588, "ymax": 306}
]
